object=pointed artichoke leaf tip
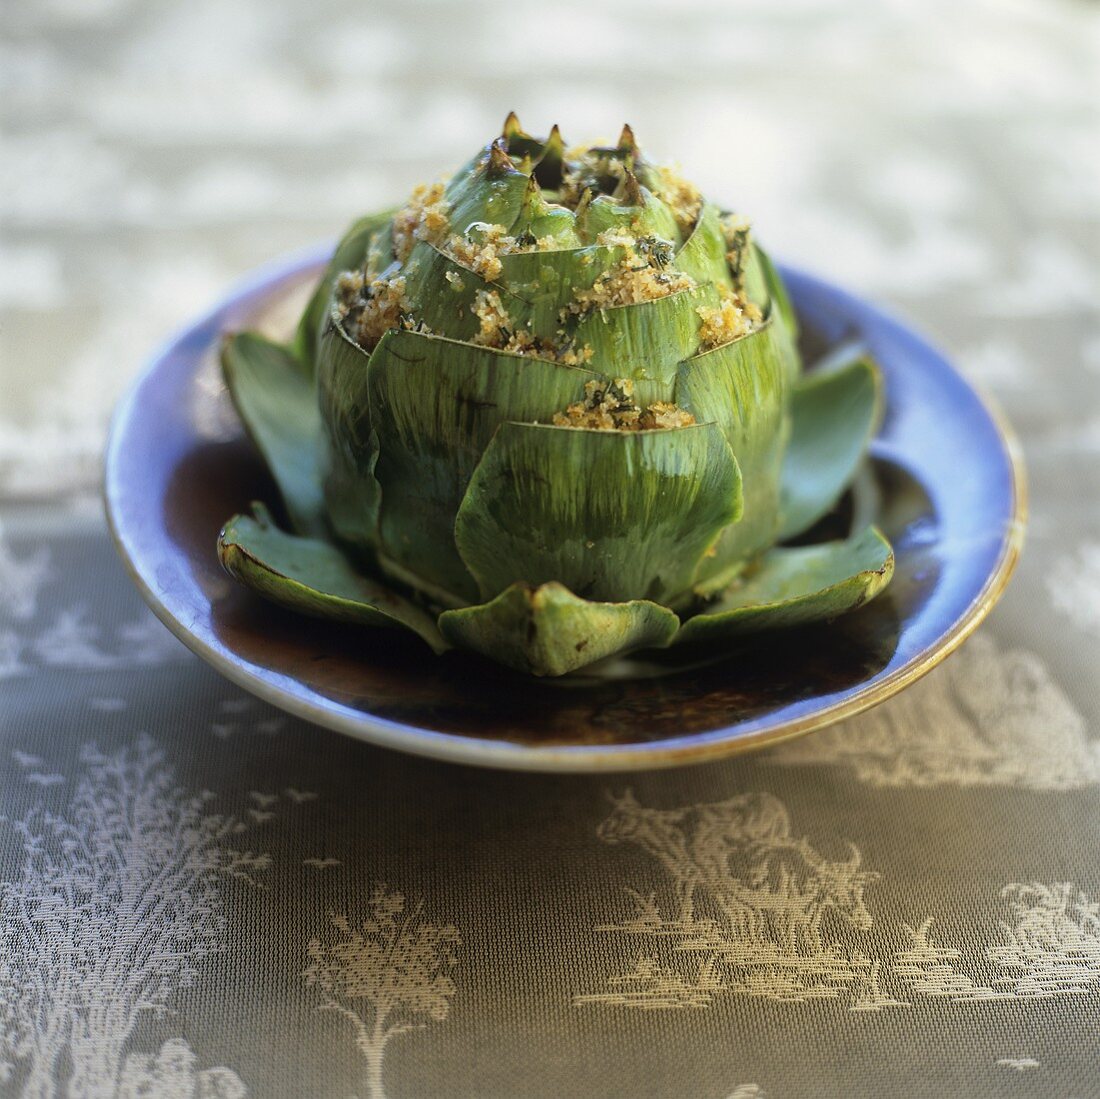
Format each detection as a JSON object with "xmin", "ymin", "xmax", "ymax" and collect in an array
[
  {"xmin": 485, "ymin": 137, "xmax": 519, "ymax": 178},
  {"xmin": 617, "ymin": 123, "xmax": 638, "ymax": 156},
  {"xmin": 573, "ymin": 186, "xmax": 594, "ymax": 220},
  {"xmin": 522, "ymin": 171, "xmax": 544, "ymax": 202},
  {"xmin": 617, "ymin": 168, "xmax": 644, "ymax": 208},
  {"xmin": 543, "ymin": 123, "xmax": 564, "ymax": 156},
  {"xmin": 502, "ymin": 110, "xmax": 525, "ymax": 139},
  {"xmin": 533, "ymin": 123, "xmax": 565, "ymax": 189}
]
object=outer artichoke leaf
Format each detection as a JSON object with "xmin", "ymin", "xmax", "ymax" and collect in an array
[
  {"xmin": 574, "ymin": 284, "xmax": 722, "ymax": 403},
  {"xmin": 438, "ymin": 581, "xmax": 678, "ymax": 677},
  {"xmin": 675, "ymin": 204, "xmax": 735, "ymax": 289},
  {"xmin": 778, "ymin": 352, "xmax": 883, "ymax": 542},
  {"xmin": 218, "ymin": 505, "xmax": 448, "ymax": 653},
  {"xmin": 498, "ymin": 244, "xmax": 624, "ymax": 343},
  {"xmin": 293, "ymin": 209, "xmax": 395, "ymax": 372},
  {"xmin": 402, "ymin": 242, "xmax": 497, "ymax": 342},
  {"xmin": 508, "ymin": 178, "xmax": 581, "ymax": 248},
  {"xmin": 446, "ymin": 147, "xmax": 530, "ymax": 238},
  {"xmin": 675, "ymin": 319, "xmax": 791, "ymax": 593},
  {"xmin": 316, "ymin": 319, "xmax": 373, "ymax": 452},
  {"xmin": 221, "ymin": 332, "xmax": 325, "ymax": 538},
  {"xmin": 674, "ymin": 525, "xmax": 894, "ymax": 647},
  {"xmin": 454, "ymin": 421, "xmax": 742, "ymax": 608},
  {"xmin": 368, "ymin": 329, "xmax": 602, "ymax": 606},
  {"xmin": 755, "ymin": 244, "xmax": 797, "ymax": 342},
  {"xmin": 315, "ymin": 320, "xmax": 384, "ymax": 550},
  {"xmin": 577, "ymin": 188, "xmax": 682, "ymax": 247}
]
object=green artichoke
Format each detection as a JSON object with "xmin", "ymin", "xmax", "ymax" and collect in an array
[{"xmin": 217, "ymin": 116, "xmax": 894, "ymax": 676}]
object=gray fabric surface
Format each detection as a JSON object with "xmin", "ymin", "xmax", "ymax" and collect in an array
[{"xmin": 2, "ymin": 0, "xmax": 1099, "ymax": 1096}]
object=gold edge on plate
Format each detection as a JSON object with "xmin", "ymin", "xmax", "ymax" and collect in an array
[
  {"xmin": 103, "ymin": 253, "xmax": 1029, "ymax": 774},
  {"xmin": 614, "ymin": 378, "xmax": 1028, "ymax": 770}
]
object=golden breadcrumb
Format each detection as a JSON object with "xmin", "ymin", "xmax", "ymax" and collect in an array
[
  {"xmin": 335, "ymin": 270, "xmax": 412, "ymax": 349},
  {"xmin": 470, "ymin": 289, "xmax": 594, "ymax": 363},
  {"xmin": 471, "ymin": 288, "xmax": 515, "ymax": 347},
  {"xmin": 447, "ymin": 226, "xmax": 507, "ymax": 281},
  {"xmin": 446, "ymin": 222, "xmax": 562, "ymax": 282},
  {"xmin": 553, "ymin": 378, "xmax": 696, "ymax": 432},
  {"xmin": 641, "ymin": 401, "xmax": 697, "ymax": 430},
  {"xmin": 569, "ymin": 234, "xmax": 695, "ymax": 314},
  {"xmin": 392, "ymin": 181, "xmax": 450, "ymax": 265},
  {"xmin": 696, "ymin": 288, "xmax": 763, "ymax": 351},
  {"xmin": 656, "ymin": 164, "xmax": 703, "ymax": 235}
]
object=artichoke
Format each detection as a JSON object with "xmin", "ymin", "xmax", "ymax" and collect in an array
[{"xmin": 217, "ymin": 116, "xmax": 894, "ymax": 677}]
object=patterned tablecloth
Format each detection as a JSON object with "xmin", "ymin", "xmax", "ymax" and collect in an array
[{"xmin": 3, "ymin": 0, "xmax": 1099, "ymax": 1096}]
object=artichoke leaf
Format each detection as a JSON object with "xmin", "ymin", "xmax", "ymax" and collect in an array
[
  {"xmin": 454, "ymin": 421, "xmax": 742, "ymax": 608},
  {"xmin": 674, "ymin": 525, "xmax": 894, "ymax": 647},
  {"xmin": 778, "ymin": 351, "xmax": 882, "ymax": 542},
  {"xmin": 439, "ymin": 581, "xmax": 678, "ymax": 677},
  {"xmin": 574, "ymin": 283, "xmax": 721, "ymax": 403},
  {"xmin": 675, "ymin": 204, "xmax": 735, "ymax": 289},
  {"xmin": 402, "ymin": 242, "xmax": 499, "ymax": 342},
  {"xmin": 294, "ymin": 209, "xmax": 395, "ymax": 372},
  {"xmin": 218, "ymin": 505, "xmax": 448, "ymax": 653},
  {"xmin": 315, "ymin": 319, "xmax": 384, "ymax": 551},
  {"xmin": 497, "ymin": 244, "xmax": 624, "ymax": 343},
  {"xmin": 446, "ymin": 142, "xmax": 530, "ymax": 238},
  {"xmin": 755, "ymin": 244, "xmax": 797, "ymax": 343},
  {"xmin": 368, "ymin": 329, "xmax": 602, "ymax": 605},
  {"xmin": 221, "ymin": 332, "xmax": 325, "ymax": 538},
  {"xmin": 577, "ymin": 186, "xmax": 682, "ymax": 247},
  {"xmin": 675, "ymin": 319, "xmax": 791, "ymax": 593},
  {"xmin": 508, "ymin": 175, "xmax": 581, "ymax": 247}
]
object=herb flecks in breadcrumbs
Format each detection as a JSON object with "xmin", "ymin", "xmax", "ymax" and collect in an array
[
  {"xmin": 335, "ymin": 270, "xmax": 417, "ymax": 349},
  {"xmin": 471, "ymin": 289, "xmax": 594, "ymax": 365},
  {"xmin": 553, "ymin": 378, "xmax": 696, "ymax": 432}
]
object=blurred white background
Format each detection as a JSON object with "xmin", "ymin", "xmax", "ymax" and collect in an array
[{"xmin": 2, "ymin": 0, "xmax": 1097, "ymax": 500}]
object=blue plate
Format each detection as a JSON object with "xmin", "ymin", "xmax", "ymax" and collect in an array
[{"xmin": 105, "ymin": 246, "xmax": 1025, "ymax": 772}]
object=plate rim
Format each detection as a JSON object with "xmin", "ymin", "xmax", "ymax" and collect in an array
[{"xmin": 104, "ymin": 245, "xmax": 1027, "ymax": 773}]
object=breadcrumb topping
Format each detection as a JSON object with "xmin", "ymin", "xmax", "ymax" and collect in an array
[
  {"xmin": 335, "ymin": 269, "xmax": 415, "ymax": 349},
  {"xmin": 656, "ymin": 164, "xmax": 703, "ymax": 235},
  {"xmin": 392, "ymin": 182, "xmax": 450, "ymax": 265},
  {"xmin": 470, "ymin": 289, "xmax": 594, "ymax": 365},
  {"xmin": 568, "ymin": 229, "xmax": 694, "ymax": 314},
  {"xmin": 445, "ymin": 222, "xmax": 561, "ymax": 282},
  {"xmin": 448, "ymin": 231, "xmax": 505, "ymax": 281},
  {"xmin": 553, "ymin": 378, "xmax": 696, "ymax": 431},
  {"xmin": 696, "ymin": 288, "xmax": 763, "ymax": 351}
]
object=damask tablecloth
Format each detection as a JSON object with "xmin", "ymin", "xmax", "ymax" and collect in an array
[{"xmin": 2, "ymin": 0, "xmax": 1099, "ymax": 1096}]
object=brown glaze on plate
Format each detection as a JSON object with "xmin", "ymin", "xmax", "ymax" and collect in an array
[{"xmin": 104, "ymin": 247, "xmax": 1025, "ymax": 771}]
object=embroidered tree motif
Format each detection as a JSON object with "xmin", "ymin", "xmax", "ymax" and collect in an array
[
  {"xmin": 892, "ymin": 885, "xmax": 1100, "ymax": 1004},
  {"xmin": 303, "ymin": 885, "xmax": 460, "ymax": 1099},
  {"xmin": 989, "ymin": 882, "xmax": 1100, "ymax": 996},
  {"xmin": 0, "ymin": 737, "xmax": 268, "ymax": 1097}
]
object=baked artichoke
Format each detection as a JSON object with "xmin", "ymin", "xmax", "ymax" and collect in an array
[{"xmin": 217, "ymin": 116, "xmax": 893, "ymax": 676}]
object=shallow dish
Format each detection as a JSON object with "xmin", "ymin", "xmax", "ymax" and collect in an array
[{"xmin": 104, "ymin": 246, "xmax": 1024, "ymax": 772}]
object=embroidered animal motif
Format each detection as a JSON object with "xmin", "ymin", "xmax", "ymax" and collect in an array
[
  {"xmin": 734, "ymin": 840, "xmax": 880, "ymax": 954},
  {"xmin": 597, "ymin": 789, "xmax": 791, "ymax": 924}
]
